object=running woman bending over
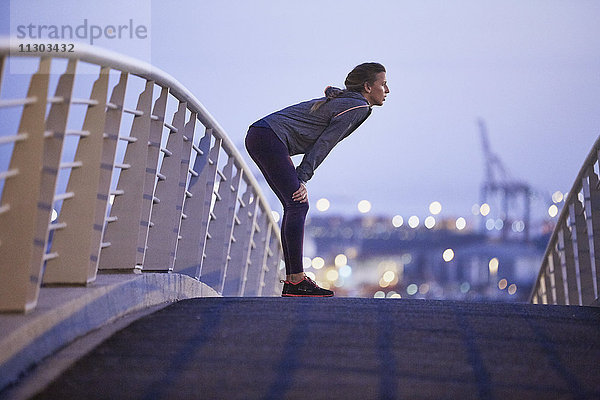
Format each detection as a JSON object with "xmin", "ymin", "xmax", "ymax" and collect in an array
[{"xmin": 245, "ymin": 62, "xmax": 389, "ymax": 297}]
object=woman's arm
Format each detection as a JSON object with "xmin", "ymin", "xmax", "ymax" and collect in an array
[{"xmin": 296, "ymin": 106, "xmax": 371, "ymax": 183}]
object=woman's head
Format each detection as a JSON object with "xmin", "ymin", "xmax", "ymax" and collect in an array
[{"xmin": 345, "ymin": 62, "xmax": 389, "ymax": 106}]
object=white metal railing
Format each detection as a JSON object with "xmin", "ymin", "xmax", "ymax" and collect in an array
[
  {"xmin": 0, "ymin": 38, "xmax": 283, "ymax": 312},
  {"xmin": 530, "ymin": 135, "xmax": 600, "ymax": 306}
]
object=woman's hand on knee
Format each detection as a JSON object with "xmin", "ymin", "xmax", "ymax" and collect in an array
[{"xmin": 292, "ymin": 182, "xmax": 308, "ymax": 203}]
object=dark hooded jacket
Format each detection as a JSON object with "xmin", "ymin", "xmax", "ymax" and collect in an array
[{"xmin": 254, "ymin": 87, "xmax": 372, "ymax": 183}]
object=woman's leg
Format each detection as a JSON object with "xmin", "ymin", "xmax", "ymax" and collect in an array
[{"xmin": 245, "ymin": 126, "xmax": 308, "ymax": 276}]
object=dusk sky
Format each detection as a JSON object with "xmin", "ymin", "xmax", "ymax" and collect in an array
[{"xmin": 2, "ymin": 0, "xmax": 600, "ymax": 222}]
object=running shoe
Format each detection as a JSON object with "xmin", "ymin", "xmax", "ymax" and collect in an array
[{"xmin": 281, "ymin": 276, "xmax": 334, "ymax": 297}]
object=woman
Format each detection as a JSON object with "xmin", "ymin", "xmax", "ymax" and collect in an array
[{"xmin": 245, "ymin": 62, "xmax": 389, "ymax": 297}]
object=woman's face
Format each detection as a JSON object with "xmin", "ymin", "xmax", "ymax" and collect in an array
[{"xmin": 364, "ymin": 72, "xmax": 389, "ymax": 106}]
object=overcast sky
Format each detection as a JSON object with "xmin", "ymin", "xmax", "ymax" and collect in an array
[{"xmin": 2, "ymin": 0, "xmax": 600, "ymax": 222}]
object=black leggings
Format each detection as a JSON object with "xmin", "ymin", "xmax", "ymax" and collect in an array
[{"xmin": 245, "ymin": 125, "xmax": 308, "ymax": 275}]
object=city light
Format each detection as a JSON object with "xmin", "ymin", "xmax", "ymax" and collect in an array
[
  {"xmin": 316, "ymin": 198, "xmax": 330, "ymax": 212},
  {"xmin": 495, "ymin": 219, "xmax": 504, "ymax": 230},
  {"xmin": 305, "ymin": 271, "xmax": 316, "ymax": 281},
  {"xmin": 387, "ymin": 291, "xmax": 402, "ymax": 299},
  {"xmin": 429, "ymin": 201, "xmax": 442, "ymax": 215},
  {"xmin": 326, "ymin": 269, "xmax": 339, "ymax": 281},
  {"xmin": 374, "ymin": 291, "xmax": 385, "ymax": 298},
  {"xmin": 508, "ymin": 284, "xmax": 517, "ymax": 295},
  {"xmin": 424, "ymin": 216, "xmax": 436, "ymax": 229},
  {"xmin": 486, "ymin": 219, "xmax": 495, "ymax": 230},
  {"xmin": 480, "ymin": 203, "xmax": 490, "ymax": 216},
  {"xmin": 552, "ymin": 191, "xmax": 564, "ymax": 203},
  {"xmin": 358, "ymin": 200, "xmax": 372, "ymax": 213},
  {"xmin": 382, "ymin": 270, "xmax": 396, "ymax": 283},
  {"xmin": 512, "ymin": 220, "xmax": 525, "ymax": 233},
  {"xmin": 471, "ymin": 204, "xmax": 480, "ymax": 215},
  {"xmin": 334, "ymin": 254, "xmax": 347, "ymax": 267},
  {"xmin": 489, "ymin": 258, "xmax": 499, "ymax": 275},
  {"xmin": 302, "ymin": 257, "xmax": 312, "ymax": 269},
  {"xmin": 408, "ymin": 216, "xmax": 419, "ymax": 228},
  {"xmin": 548, "ymin": 204, "xmax": 559, "ymax": 218},
  {"xmin": 498, "ymin": 278, "xmax": 508, "ymax": 290},
  {"xmin": 392, "ymin": 215, "xmax": 404, "ymax": 228},
  {"xmin": 456, "ymin": 217, "xmax": 466, "ymax": 230},
  {"xmin": 339, "ymin": 265, "xmax": 352, "ymax": 278},
  {"xmin": 406, "ymin": 284, "xmax": 418, "ymax": 295},
  {"xmin": 271, "ymin": 210, "xmax": 280, "ymax": 223},
  {"xmin": 443, "ymin": 248, "xmax": 455, "ymax": 262},
  {"xmin": 460, "ymin": 282, "xmax": 470, "ymax": 293},
  {"xmin": 312, "ymin": 257, "xmax": 325, "ymax": 269},
  {"xmin": 419, "ymin": 283, "xmax": 430, "ymax": 294}
]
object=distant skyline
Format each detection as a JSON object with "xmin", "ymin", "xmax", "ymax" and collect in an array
[{"xmin": 2, "ymin": 0, "xmax": 599, "ymax": 223}]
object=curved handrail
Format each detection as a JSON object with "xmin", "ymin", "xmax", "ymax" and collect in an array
[
  {"xmin": 530, "ymin": 134, "xmax": 600, "ymax": 306},
  {"xmin": 0, "ymin": 38, "xmax": 276, "ymax": 232},
  {"xmin": 0, "ymin": 38, "xmax": 283, "ymax": 312}
]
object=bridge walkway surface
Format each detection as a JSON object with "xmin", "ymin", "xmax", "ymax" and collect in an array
[{"xmin": 21, "ymin": 297, "xmax": 600, "ymax": 400}]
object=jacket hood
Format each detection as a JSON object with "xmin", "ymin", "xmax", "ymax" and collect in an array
[{"xmin": 324, "ymin": 86, "xmax": 368, "ymax": 103}]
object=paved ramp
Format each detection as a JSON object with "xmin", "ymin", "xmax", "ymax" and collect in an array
[{"xmin": 32, "ymin": 298, "xmax": 600, "ymax": 399}]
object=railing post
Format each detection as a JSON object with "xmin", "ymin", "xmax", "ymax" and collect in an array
[
  {"xmin": 99, "ymin": 80, "xmax": 154, "ymax": 271},
  {"xmin": 558, "ymin": 222, "xmax": 579, "ymax": 305},
  {"xmin": 0, "ymin": 58, "xmax": 50, "ymax": 311},
  {"xmin": 223, "ymin": 186, "xmax": 259, "ymax": 296},
  {"xmin": 173, "ymin": 131, "xmax": 221, "ymax": 277},
  {"xmin": 44, "ymin": 67, "xmax": 123, "ymax": 284},
  {"xmin": 569, "ymin": 194, "xmax": 595, "ymax": 304},
  {"xmin": 202, "ymin": 157, "xmax": 243, "ymax": 292},
  {"xmin": 144, "ymin": 101, "xmax": 187, "ymax": 271},
  {"xmin": 583, "ymin": 167, "xmax": 600, "ymax": 299},
  {"xmin": 244, "ymin": 209, "xmax": 270, "ymax": 296},
  {"xmin": 261, "ymin": 228, "xmax": 283, "ymax": 297}
]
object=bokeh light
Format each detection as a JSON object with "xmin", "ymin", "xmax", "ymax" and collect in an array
[
  {"xmin": 548, "ymin": 204, "xmax": 559, "ymax": 218},
  {"xmin": 316, "ymin": 198, "xmax": 330, "ymax": 212},
  {"xmin": 339, "ymin": 265, "xmax": 352, "ymax": 278},
  {"xmin": 382, "ymin": 270, "xmax": 396, "ymax": 283},
  {"xmin": 498, "ymin": 278, "xmax": 508, "ymax": 290},
  {"xmin": 489, "ymin": 258, "xmax": 499, "ymax": 275},
  {"xmin": 312, "ymin": 257, "xmax": 325, "ymax": 270},
  {"xmin": 480, "ymin": 203, "xmax": 490, "ymax": 216},
  {"xmin": 429, "ymin": 201, "xmax": 442, "ymax": 215},
  {"xmin": 335, "ymin": 254, "xmax": 347, "ymax": 267},
  {"xmin": 456, "ymin": 217, "xmax": 466, "ymax": 230},
  {"xmin": 392, "ymin": 215, "xmax": 404, "ymax": 228},
  {"xmin": 358, "ymin": 200, "xmax": 372, "ymax": 213},
  {"xmin": 406, "ymin": 284, "xmax": 418, "ymax": 295},
  {"xmin": 552, "ymin": 191, "xmax": 564, "ymax": 203},
  {"xmin": 424, "ymin": 216, "xmax": 436, "ymax": 229},
  {"xmin": 443, "ymin": 248, "xmax": 455, "ymax": 262},
  {"xmin": 271, "ymin": 210, "xmax": 280, "ymax": 223},
  {"xmin": 302, "ymin": 257, "xmax": 312, "ymax": 269},
  {"xmin": 408, "ymin": 216, "xmax": 419, "ymax": 228},
  {"xmin": 326, "ymin": 269, "xmax": 339, "ymax": 281}
]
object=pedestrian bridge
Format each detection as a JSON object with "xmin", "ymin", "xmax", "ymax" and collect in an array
[{"xmin": 0, "ymin": 40, "xmax": 599, "ymax": 399}]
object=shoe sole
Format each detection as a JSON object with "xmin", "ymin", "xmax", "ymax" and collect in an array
[{"xmin": 281, "ymin": 294, "xmax": 334, "ymax": 297}]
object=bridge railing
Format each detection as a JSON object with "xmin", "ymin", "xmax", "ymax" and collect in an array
[
  {"xmin": 531, "ymin": 135, "xmax": 600, "ymax": 306},
  {"xmin": 0, "ymin": 39, "xmax": 283, "ymax": 312}
]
